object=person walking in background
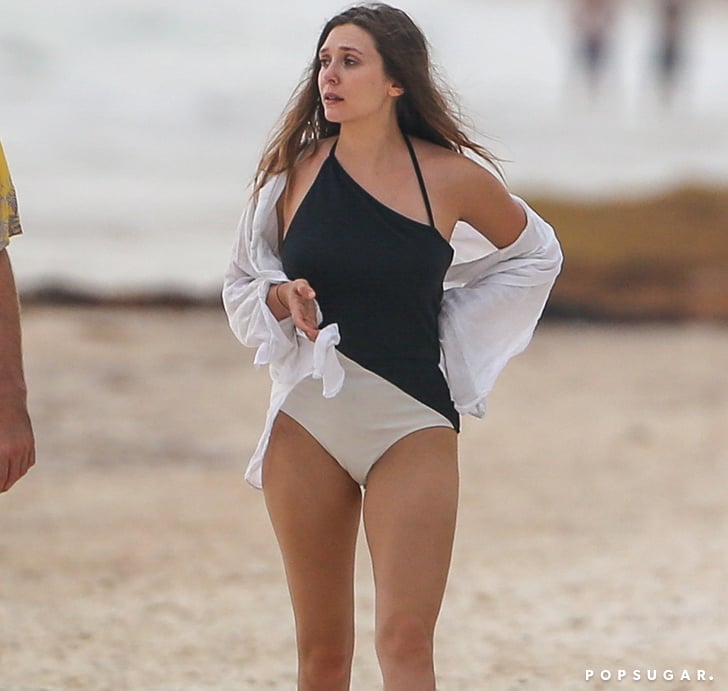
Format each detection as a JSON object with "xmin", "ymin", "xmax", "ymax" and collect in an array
[
  {"xmin": 223, "ymin": 3, "xmax": 561, "ymax": 689},
  {"xmin": 572, "ymin": 0, "xmax": 618, "ymax": 98},
  {"xmin": 0, "ymin": 140, "xmax": 35, "ymax": 493},
  {"xmin": 655, "ymin": 0, "xmax": 687, "ymax": 104}
]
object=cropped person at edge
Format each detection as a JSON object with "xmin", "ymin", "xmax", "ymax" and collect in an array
[{"xmin": 0, "ymin": 139, "xmax": 35, "ymax": 493}]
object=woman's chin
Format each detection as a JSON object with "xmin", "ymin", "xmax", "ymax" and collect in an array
[{"xmin": 323, "ymin": 104, "xmax": 351, "ymax": 122}]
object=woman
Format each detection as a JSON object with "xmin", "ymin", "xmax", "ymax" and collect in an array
[{"xmin": 223, "ymin": 4, "xmax": 562, "ymax": 689}]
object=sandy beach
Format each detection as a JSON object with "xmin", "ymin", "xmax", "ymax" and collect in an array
[{"xmin": 2, "ymin": 306, "xmax": 727, "ymax": 690}]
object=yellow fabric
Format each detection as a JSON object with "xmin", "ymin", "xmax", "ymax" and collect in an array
[{"xmin": 0, "ymin": 140, "xmax": 23, "ymax": 249}]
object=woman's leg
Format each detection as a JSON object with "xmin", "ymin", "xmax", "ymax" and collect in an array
[
  {"xmin": 263, "ymin": 412, "xmax": 363, "ymax": 691},
  {"xmin": 362, "ymin": 428, "xmax": 458, "ymax": 691}
]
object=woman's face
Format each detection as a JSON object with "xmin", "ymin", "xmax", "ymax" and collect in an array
[{"xmin": 317, "ymin": 23, "xmax": 403, "ymax": 126}]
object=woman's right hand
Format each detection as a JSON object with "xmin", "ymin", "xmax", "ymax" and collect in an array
[{"xmin": 273, "ymin": 279, "xmax": 319, "ymax": 341}]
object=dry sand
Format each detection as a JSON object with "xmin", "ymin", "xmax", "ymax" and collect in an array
[{"xmin": 2, "ymin": 307, "xmax": 727, "ymax": 690}]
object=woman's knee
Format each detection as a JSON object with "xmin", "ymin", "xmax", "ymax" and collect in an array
[
  {"xmin": 375, "ymin": 612, "xmax": 433, "ymax": 665},
  {"xmin": 299, "ymin": 640, "xmax": 353, "ymax": 688}
]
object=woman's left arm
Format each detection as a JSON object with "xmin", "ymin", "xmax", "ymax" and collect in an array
[
  {"xmin": 455, "ymin": 159, "xmax": 527, "ymax": 249},
  {"xmin": 439, "ymin": 157, "xmax": 563, "ymax": 417}
]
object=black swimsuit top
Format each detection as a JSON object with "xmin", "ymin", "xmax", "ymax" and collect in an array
[{"xmin": 281, "ymin": 137, "xmax": 459, "ymax": 431}]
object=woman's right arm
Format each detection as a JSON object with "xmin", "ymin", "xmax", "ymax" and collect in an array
[
  {"xmin": 265, "ymin": 279, "xmax": 319, "ymax": 341},
  {"xmin": 222, "ymin": 185, "xmax": 298, "ymax": 364},
  {"xmin": 264, "ymin": 152, "xmax": 323, "ymax": 341},
  {"xmin": 222, "ymin": 186, "xmax": 320, "ymax": 361}
]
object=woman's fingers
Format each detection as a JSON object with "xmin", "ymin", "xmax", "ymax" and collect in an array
[
  {"xmin": 292, "ymin": 279, "xmax": 315, "ymax": 301},
  {"xmin": 287, "ymin": 279, "xmax": 319, "ymax": 341},
  {"xmin": 298, "ymin": 305, "xmax": 319, "ymax": 340}
]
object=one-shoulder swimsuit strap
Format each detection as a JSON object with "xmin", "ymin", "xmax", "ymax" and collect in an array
[{"xmin": 329, "ymin": 135, "xmax": 436, "ymax": 228}]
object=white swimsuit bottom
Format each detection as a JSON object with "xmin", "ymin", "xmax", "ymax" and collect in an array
[{"xmin": 279, "ymin": 351, "xmax": 455, "ymax": 486}]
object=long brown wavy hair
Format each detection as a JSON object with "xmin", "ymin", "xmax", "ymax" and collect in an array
[{"xmin": 254, "ymin": 2, "xmax": 499, "ymax": 193}]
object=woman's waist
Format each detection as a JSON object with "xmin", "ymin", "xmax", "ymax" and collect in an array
[
  {"xmin": 321, "ymin": 307, "xmax": 441, "ymax": 343},
  {"xmin": 334, "ymin": 342, "xmax": 442, "ymax": 371}
]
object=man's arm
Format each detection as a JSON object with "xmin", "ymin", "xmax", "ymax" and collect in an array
[{"xmin": 0, "ymin": 248, "xmax": 35, "ymax": 492}]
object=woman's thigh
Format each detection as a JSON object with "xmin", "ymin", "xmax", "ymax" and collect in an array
[
  {"xmin": 262, "ymin": 412, "xmax": 363, "ymax": 649},
  {"xmin": 362, "ymin": 427, "xmax": 459, "ymax": 633}
]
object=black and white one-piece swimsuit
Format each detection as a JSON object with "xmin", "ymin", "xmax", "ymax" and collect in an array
[{"xmin": 279, "ymin": 136, "xmax": 459, "ymax": 485}]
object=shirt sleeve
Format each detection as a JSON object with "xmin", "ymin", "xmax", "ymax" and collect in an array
[
  {"xmin": 0, "ymin": 141, "xmax": 23, "ymax": 250},
  {"xmin": 221, "ymin": 192, "xmax": 298, "ymax": 367},
  {"xmin": 440, "ymin": 196, "xmax": 563, "ymax": 417}
]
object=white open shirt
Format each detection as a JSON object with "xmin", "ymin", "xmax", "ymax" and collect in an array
[{"xmin": 223, "ymin": 172, "xmax": 563, "ymax": 488}]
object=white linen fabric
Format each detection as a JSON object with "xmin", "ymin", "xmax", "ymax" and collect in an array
[{"xmin": 222, "ymin": 172, "xmax": 563, "ymax": 488}]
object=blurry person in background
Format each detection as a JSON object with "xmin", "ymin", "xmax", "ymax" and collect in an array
[
  {"xmin": 572, "ymin": 0, "xmax": 618, "ymax": 99},
  {"xmin": 223, "ymin": 3, "xmax": 561, "ymax": 689},
  {"xmin": 0, "ymin": 140, "xmax": 35, "ymax": 493},
  {"xmin": 655, "ymin": 0, "xmax": 687, "ymax": 104}
]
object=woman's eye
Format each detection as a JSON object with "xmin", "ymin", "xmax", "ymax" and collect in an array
[{"xmin": 344, "ymin": 57, "xmax": 357, "ymax": 66}]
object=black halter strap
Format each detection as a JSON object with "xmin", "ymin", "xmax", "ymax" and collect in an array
[
  {"xmin": 330, "ymin": 136, "xmax": 436, "ymax": 228},
  {"xmin": 404, "ymin": 135, "xmax": 435, "ymax": 228}
]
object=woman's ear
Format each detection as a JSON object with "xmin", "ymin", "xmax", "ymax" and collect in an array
[{"xmin": 389, "ymin": 82, "xmax": 405, "ymax": 98}]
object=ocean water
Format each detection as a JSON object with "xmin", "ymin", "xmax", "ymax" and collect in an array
[{"xmin": 3, "ymin": 0, "xmax": 727, "ymax": 294}]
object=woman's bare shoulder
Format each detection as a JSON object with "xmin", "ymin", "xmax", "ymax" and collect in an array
[
  {"xmin": 411, "ymin": 138, "xmax": 524, "ymax": 247},
  {"xmin": 293, "ymin": 136, "xmax": 337, "ymax": 178},
  {"xmin": 411, "ymin": 138, "xmax": 500, "ymax": 185}
]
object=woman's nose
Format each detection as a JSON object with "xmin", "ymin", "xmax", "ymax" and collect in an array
[{"xmin": 321, "ymin": 63, "xmax": 338, "ymax": 83}]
